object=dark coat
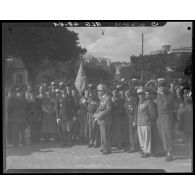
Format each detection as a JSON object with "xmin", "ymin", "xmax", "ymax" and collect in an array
[
  {"xmin": 8, "ymin": 96, "xmax": 27, "ymax": 124},
  {"xmin": 26, "ymin": 98, "xmax": 43, "ymax": 123}
]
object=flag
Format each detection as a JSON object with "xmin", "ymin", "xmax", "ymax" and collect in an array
[{"xmin": 75, "ymin": 62, "xmax": 88, "ymax": 93}]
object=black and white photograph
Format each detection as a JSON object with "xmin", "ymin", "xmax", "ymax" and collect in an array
[{"xmin": 2, "ymin": 21, "xmax": 193, "ymax": 173}]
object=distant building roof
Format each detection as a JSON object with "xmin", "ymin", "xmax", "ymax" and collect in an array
[{"xmin": 168, "ymin": 47, "xmax": 192, "ymax": 54}]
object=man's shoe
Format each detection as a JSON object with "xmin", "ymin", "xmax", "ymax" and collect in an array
[
  {"xmin": 103, "ymin": 151, "xmax": 111, "ymax": 155},
  {"xmin": 166, "ymin": 155, "xmax": 173, "ymax": 161},
  {"xmin": 88, "ymin": 144, "xmax": 93, "ymax": 148},
  {"xmin": 139, "ymin": 151, "xmax": 144, "ymax": 155},
  {"xmin": 94, "ymin": 145, "xmax": 100, "ymax": 148},
  {"xmin": 127, "ymin": 148, "xmax": 137, "ymax": 153},
  {"xmin": 100, "ymin": 149, "xmax": 103, "ymax": 152},
  {"xmin": 141, "ymin": 153, "xmax": 151, "ymax": 158}
]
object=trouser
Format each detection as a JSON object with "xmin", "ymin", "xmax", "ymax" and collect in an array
[
  {"xmin": 89, "ymin": 121, "xmax": 100, "ymax": 146},
  {"xmin": 157, "ymin": 114, "xmax": 173, "ymax": 153},
  {"xmin": 29, "ymin": 121, "xmax": 41, "ymax": 143},
  {"xmin": 11, "ymin": 122, "xmax": 25, "ymax": 147},
  {"xmin": 137, "ymin": 125, "xmax": 151, "ymax": 154},
  {"xmin": 72, "ymin": 119, "xmax": 79, "ymax": 139},
  {"xmin": 61, "ymin": 120, "xmax": 73, "ymax": 146},
  {"xmin": 129, "ymin": 125, "xmax": 140, "ymax": 150},
  {"xmin": 99, "ymin": 122, "xmax": 111, "ymax": 153},
  {"xmin": 111, "ymin": 117, "xmax": 122, "ymax": 148}
]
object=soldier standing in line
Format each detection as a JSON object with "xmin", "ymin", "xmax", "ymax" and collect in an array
[
  {"xmin": 156, "ymin": 80, "xmax": 174, "ymax": 161},
  {"xmin": 94, "ymin": 84, "xmax": 112, "ymax": 155},
  {"xmin": 87, "ymin": 86, "xmax": 100, "ymax": 148}
]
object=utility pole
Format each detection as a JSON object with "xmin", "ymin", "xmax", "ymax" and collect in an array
[{"xmin": 141, "ymin": 33, "xmax": 144, "ymax": 82}]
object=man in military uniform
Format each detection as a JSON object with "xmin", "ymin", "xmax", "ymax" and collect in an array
[
  {"xmin": 94, "ymin": 84, "xmax": 112, "ymax": 154},
  {"xmin": 87, "ymin": 87, "xmax": 100, "ymax": 148},
  {"xmin": 56, "ymin": 86, "xmax": 77, "ymax": 147},
  {"xmin": 156, "ymin": 80, "xmax": 174, "ymax": 161}
]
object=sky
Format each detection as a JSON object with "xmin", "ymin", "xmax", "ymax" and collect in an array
[{"xmin": 68, "ymin": 22, "xmax": 192, "ymax": 62}]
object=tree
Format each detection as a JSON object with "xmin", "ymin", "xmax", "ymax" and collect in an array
[{"xmin": 3, "ymin": 23, "xmax": 86, "ymax": 82}]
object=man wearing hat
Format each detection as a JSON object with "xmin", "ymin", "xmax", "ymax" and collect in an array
[
  {"xmin": 134, "ymin": 87, "xmax": 154, "ymax": 158},
  {"xmin": 94, "ymin": 84, "xmax": 112, "ymax": 154},
  {"xmin": 7, "ymin": 87, "xmax": 27, "ymax": 147},
  {"xmin": 156, "ymin": 80, "xmax": 174, "ymax": 161}
]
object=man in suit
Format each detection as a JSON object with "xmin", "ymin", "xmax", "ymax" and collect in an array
[
  {"xmin": 110, "ymin": 89, "xmax": 124, "ymax": 150},
  {"xmin": 26, "ymin": 89, "xmax": 43, "ymax": 144},
  {"xmin": 7, "ymin": 87, "xmax": 27, "ymax": 147},
  {"xmin": 94, "ymin": 84, "xmax": 112, "ymax": 154},
  {"xmin": 56, "ymin": 86, "xmax": 77, "ymax": 147}
]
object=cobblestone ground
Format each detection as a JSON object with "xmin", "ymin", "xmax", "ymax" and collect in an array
[{"xmin": 5, "ymin": 140, "xmax": 192, "ymax": 173}]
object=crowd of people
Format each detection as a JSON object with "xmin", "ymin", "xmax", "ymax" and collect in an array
[{"xmin": 5, "ymin": 77, "xmax": 193, "ymax": 161}]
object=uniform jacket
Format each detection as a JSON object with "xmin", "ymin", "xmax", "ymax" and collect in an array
[
  {"xmin": 87, "ymin": 97, "xmax": 99, "ymax": 114},
  {"xmin": 111, "ymin": 97, "xmax": 124, "ymax": 118},
  {"xmin": 96, "ymin": 94, "xmax": 112, "ymax": 124},
  {"xmin": 56, "ymin": 95, "xmax": 77, "ymax": 121},
  {"xmin": 8, "ymin": 96, "xmax": 27, "ymax": 123},
  {"xmin": 156, "ymin": 93, "xmax": 174, "ymax": 114}
]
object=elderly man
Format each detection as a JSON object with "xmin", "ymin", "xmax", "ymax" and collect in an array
[
  {"xmin": 156, "ymin": 80, "xmax": 174, "ymax": 161},
  {"xmin": 94, "ymin": 84, "xmax": 112, "ymax": 154}
]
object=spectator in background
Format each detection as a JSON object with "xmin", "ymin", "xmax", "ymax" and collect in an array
[
  {"xmin": 177, "ymin": 97, "xmax": 193, "ymax": 156},
  {"xmin": 8, "ymin": 87, "xmax": 27, "ymax": 147}
]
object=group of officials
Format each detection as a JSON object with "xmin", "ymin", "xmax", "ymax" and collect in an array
[{"xmin": 5, "ymin": 78, "xmax": 192, "ymax": 161}]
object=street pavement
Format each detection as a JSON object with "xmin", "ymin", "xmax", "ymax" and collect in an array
[{"xmin": 5, "ymin": 140, "xmax": 192, "ymax": 173}]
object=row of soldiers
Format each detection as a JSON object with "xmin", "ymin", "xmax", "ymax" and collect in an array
[{"xmin": 5, "ymin": 78, "xmax": 192, "ymax": 161}]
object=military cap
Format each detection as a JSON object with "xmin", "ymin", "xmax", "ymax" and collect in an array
[
  {"xmin": 55, "ymin": 89, "xmax": 60, "ymax": 93},
  {"xmin": 137, "ymin": 87, "xmax": 145, "ymax": 94}
]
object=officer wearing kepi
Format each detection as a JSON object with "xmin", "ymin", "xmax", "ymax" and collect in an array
[{"xmin": 94, "ymin": 84, "xmax": 112, "ymax": 154}]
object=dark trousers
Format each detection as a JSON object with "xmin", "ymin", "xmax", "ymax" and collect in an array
[
  {"xmin": 90, "ymin": 122, "xmax": 100, "ymax": 146},
  {"xmin": 61, "ymin": 120, "xmax": 73, "ymax": 146},
  {"xmin": 111, "ymin": 117, "xmax": 122, "ymax": 148},
  {"xmin": 11, "ymin": 122, "xmax": 25, "ymax": 147},
  {"xmin": 128, "ymin": 125, "xmax": 140, "ymax": 150},
  {"xmin": 29, "ymin": 121, "xmax": 41, "ymax": 143},
  {"xmin": 99, "ymin": 122, "xmax": 111, "ymax": 153}
]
